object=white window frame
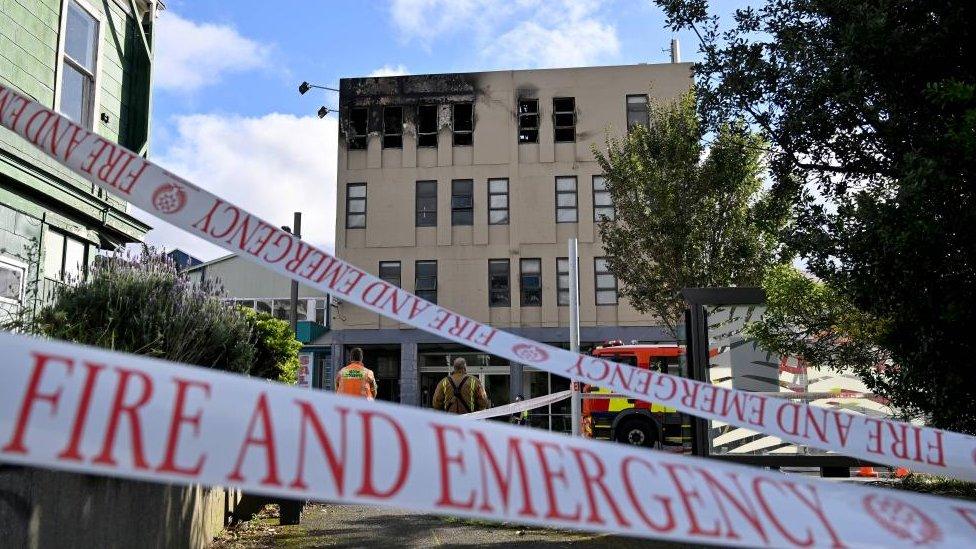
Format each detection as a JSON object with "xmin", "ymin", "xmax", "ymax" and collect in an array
[
  {"xmin": 55, "ymin": 0, "xmax": 104, "ymax": 132},
  {"xmin": 0, "ymin": 256, "xmax": 27, "ymax": 306}
]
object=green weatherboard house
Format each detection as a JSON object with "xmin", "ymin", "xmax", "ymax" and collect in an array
[{"xmin": 0, "ymin": 0, "xmax": 157, "ymax": 317}]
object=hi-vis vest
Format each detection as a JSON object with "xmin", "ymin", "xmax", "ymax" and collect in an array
[{"xmin": 337, "ymin": 362, "xmax": 375, "ymax": 399}]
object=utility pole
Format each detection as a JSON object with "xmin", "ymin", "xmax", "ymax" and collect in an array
[
  {"xmin": 569, "ymin": 237, "xmax": 581, "ymax": 436},
  {"xmin": 289, "ymin": 212, "xmax": 302, "ymax": 334},
  {"xmin": 280, "ymin": 212, "xmax": 303, "ymax": 526}
]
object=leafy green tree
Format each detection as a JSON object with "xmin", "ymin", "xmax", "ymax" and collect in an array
[
  {"xmin": 243, "ymin": 308, "xmax": 302, "ymax": 383},
  {"xmin": 594, "ymin": 92, "xmax": 788, "ymax": 335},
  {"xmin": 658, "ymin": 0, "xmax": 976, "ymax": 432}
]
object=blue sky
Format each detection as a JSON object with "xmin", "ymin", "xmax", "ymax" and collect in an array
[{"xmin": 144, "ymin": 0, "xmax": 745, "ymax": 260}]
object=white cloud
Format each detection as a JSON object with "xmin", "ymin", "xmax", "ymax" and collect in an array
[
  {"xmin": 136, "ymin": 113, "xmax": 337, "ymax": 262},
  {"xmin": 389, "ymin": 0, "xmax": 619, "ymax": 68},
  {"xmin": 368, "ymin": 64, "xmax": 410, "ymax": 77},
  {"xmin": 154, "ymin": 12, "xmax": 272, "ymax": 93}
]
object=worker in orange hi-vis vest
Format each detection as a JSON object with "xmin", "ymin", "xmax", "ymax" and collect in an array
[{"xmin": 335, "ymin": 347, "xmax": 378, "ymax": 400}]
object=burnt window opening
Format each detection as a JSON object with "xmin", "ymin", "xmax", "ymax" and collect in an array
[
  {"xmin": 417, "ymin": 105, "xmax": 438, "ymax": 148},
  {"xmin": 553, "ymin": 97, "xmax": 576, "ymax": 142},
  {"xmin": 416, "ymin": 180, "xmax": 437, "ymax": 227},
  {"xmin": 348, "ymin": 107, "xmax": 368, "ymax": 150},
  {"xmin": 488, "ymin": 259, "xmax": 511, "ymax": 307},
  {"xmin": 453, "ymin": 103, "xmax": 473, "ymax": 146},
  {"xmin": 626, "ymin": 94, "xmax": 649, "ymax": 131},
  {"xmin": 383, "ymin": 106, "xmax": 403, "ymax": 149},
  {"xmin": 451, "ymin": 179, "xmax": 474, "ymax": 226},
  {"xmin": 518, "ymin": 99, "xmax": 538, "ymax": 143}
]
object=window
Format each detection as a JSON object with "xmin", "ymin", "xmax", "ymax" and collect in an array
[
  {"xmin": 415, "ymin": 181, "xmax": 437, "ymax": 227},
  {"xmin": 379, "ymin": 261, "xmax": 401, "ymax": 287},
  {"xmin": 346, "ymin": 183, "xmax": 366, "ymax": 228},
  {"xmin": 488, "ymin": 178, "xmax": 509, "ymax": 225},
  {"xmin": 555, "ymin": 176, "xmax": 578, "ymax": 223},
  {"xmin": 315, "ymin": 298, "xmax": 328, "ymax": 325},
  {"xmin": 44, "ymin": 229, "xmax": 87, "ymax": 282},
  {"xmin": 626, "ymin": 94, "xmax": 649, "ymax": 131},
  {"xmin": 453, "ymin": 103, "xmax": 473, "ymax": 146},
  {"xmin": 59, "ymin": 1, "xmax": 99, "ymax": 129},
  {"xmin": 451, "ymin": 179, "xmax": 473, "ymax": 226},
  {"xmin": 348, "ymin": 107, "xmax": 368, "ymax": 149},
  {"xmin": 553, "ymin": 97, "xmax": 576, "ymax": 142},
  {"xmin": 595, "ymin": 257, "xmax": 618, "ymax": 305},
  {"xmin": 592, "ymin": 175, "xmax": 615, "ymax": 221},
  {"xmin": 557, "ymin": 257, "xmax": 570, "ymax": 306},
  {"xmin": 415, "ymin": 261, "xmax": 437, "ymax": 303},
  {"xmin": 383, "ymin": 106, "xmax": 403, "ymax": 148},
  {"xmin": 518, "ymin": 99, "xmax": 538, "ymax": 143},
  {"xmin": 488, "ymin": 259, "xmax": 510, "ymax": 307},
  {"xmin": 520, "ymin": 258, "xmax": 542, "ymax": 307},
  {"xmin": 417, "ymin": 105, "xmax": 438, "ymax": 147},
  {"xmin": 0, "ymin": 257, "xmax": 26, "ymax": 304}
]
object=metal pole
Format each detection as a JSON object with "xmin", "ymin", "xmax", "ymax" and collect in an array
[
  {"xmin": 280, "ymin": 212, "xmax": 303, "ymax": 526},
  {"xmin": 568, "ymin": 238, "xmax": 581, "ymax": 436},
  {"xmin": 289, "ymin": 212, "xmax": 302, "ymax": 333}
]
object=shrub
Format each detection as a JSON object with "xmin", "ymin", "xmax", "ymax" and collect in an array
[{"xmin": 242, "ymin": 308, "xmax": 302, "ymax": 383}]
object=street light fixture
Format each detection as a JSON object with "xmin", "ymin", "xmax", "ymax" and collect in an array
[
  {"xmin": 317, "ymin": 106, "xmax": 330, "ymax": 119},
  {"xmin": 298, "ymin": 81, "xmax": 339, "ymax": 94}
]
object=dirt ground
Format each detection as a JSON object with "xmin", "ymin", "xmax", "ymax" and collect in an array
[{"xmin": 213, "ymin": 503, "xmax": 695, "ymax": 548}]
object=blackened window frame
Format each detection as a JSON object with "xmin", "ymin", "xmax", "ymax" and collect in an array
[
  {"xmin": 379, "ymin": 261, "xmax": 401, "ymax": 287},
  {"xmin": 592, "ymin": 175, "xmax": 615, "ymax": 221},
  {"xmin": 452, "ymin": 103, "xmax": 473, "ymax": 146},
  {"xmin": 348, "ymin": 107, "xmax": 368, "ymax": 150},
  {"xmin": 417, "ymin": 104, "xmax": 438, "ymax": 148},
  {"xmin": 488, "ymin": 178, "xmax": 509, "ymax": 225},
  {"xmin": 520, "ymin": 258, "xmax": 542, "ymax": 307},
  {"xmin": 383, "ymin": 106, "xmax": 403, "ymax": 148},
  {"xmin": 553, "ymin": 97, "xmax": 576, "ymax": 143},
  {"xmin": 451, "ymin": 179, "xmax": 474, "ymax": 226},
  {"xmin": 415, "ymin": 260, "xmax": 438, "ymax": 303},
  {"xmin": 416, "ymin": 180, "xmax": 438, "ymax": 227},
  {"xmin": 555, "ymin": 176, "xmax": 578, "ymax": 223},
  {"xmin": 518, "ymin": 99, "xmax": 539, "ymax": 143},
  {"xmin": 346, "ymin": 182, "xmax": 367, "ymax": 229},
  {"xmin": 488, "ymin": 259, "xmax": 511, "ymax": 307}
]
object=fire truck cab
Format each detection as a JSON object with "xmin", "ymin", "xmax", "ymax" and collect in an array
[{"xmin": 582, "ymin": 341, "xmax": 690, "ymax": 451}]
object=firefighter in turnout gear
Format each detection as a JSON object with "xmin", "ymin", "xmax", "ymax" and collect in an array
[
  {"xmin": 335, "ymin": 348, "xmax": 378, "ymax": 400},
  {"xmin": 432, "ymin": 358, "xmax": 489, "ymax": 414}
]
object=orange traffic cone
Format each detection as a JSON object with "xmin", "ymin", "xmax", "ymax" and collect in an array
[
  {"xmin": 894, "ymin": 467, "xmax": 910, "ymax": 478},
  {"xmin": 857, "ymin": 466, "xmax": 878, "ymax": 478}
]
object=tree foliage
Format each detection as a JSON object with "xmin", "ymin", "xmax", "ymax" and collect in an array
[
  {"xmin": 658, "ymin": 0, "xmax": 976, "ymax": 432},
  {"xmin": 594, "ymin": 92, "xmax": 787, "ymax": 335},
  {"xmin": 243, "ymin": 307, "xmax": 302, "ymax": 384}
]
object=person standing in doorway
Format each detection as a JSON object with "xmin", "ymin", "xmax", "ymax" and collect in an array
[
  {"xmin": 335, "ymin": 348, "xmax": 378, "ymax": 400},
  {"xmin": 432, "ymin": 357, "xmax": 489, "ymax": 414}
]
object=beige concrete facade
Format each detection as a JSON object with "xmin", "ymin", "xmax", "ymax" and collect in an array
[{"xmin": 331, "ymin": 63, "xmax": 693, "ymax": 408}]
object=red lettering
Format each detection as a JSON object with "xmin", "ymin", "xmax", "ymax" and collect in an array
[
  {"xmin": 925, "ymin": 430, "xmax": 946, "ymax": 466},
  {"xmin": 569, "ymin": 447, "xmax": 630, "ymax": 526},
  {"xmin": 91, "ymin": 368, "xmax": 154, "ymax": 470},
  {"xmin": 864, "ymin": 418, "xmax": 884, "ymax": 455},
  {"xmin": 431, "ymin": 424, "xmax": 475, "ymax": 509},
  {"xmin": 776, "ymin": 402, "xmax": 801, "ymax": 436},
  {"xmin": 698, "ymin": 469, "xmax": 767, "ymax": 543},
  {"xmin": 191, "ymin": 200, "xmax": 222, "ymax": 233},
  {"xmin": 156, "ymin": 378, "xmax": 211, "ymax": 476},
  {"xmin": 621, "ymin": 456, "xmax": 675, "ymax": 532},
  {"xmin": 2, "ymin": 352, "xmax": 74, "ymax": 454},
  {"xmin": 263, "ymin": 232, "xmax": 294, "ymax": 264},
  {"xmin": 784, "ymin": 483, "xmax": 846, "ymax": 548},
  {"xmin": 227, "ymin": 394, "xmax": 282, "ymax": 486},
  {"xmin": 290, "ymin": 402, "xmax": 348, "ymax": 493},
  {"xmin": 662, "ymin": 463, "xmax": 722, "ymax": 537},
  {"xmin": 210, "ymin": 205, "xmax": 241, "ymax": 239},
  {"xmin": 80, "ymin": 138, "xmax": 111, "ymax": 174},
  {"xmin": 355, "ymin": 410, "xmax": 410, "ymax": 499},
  {"xmin": 471, "ymin": 432, "xmax": 535, "ymax": 517},
  {"xmin": 954, "ymin": 506, "xmax": 976, "ymax": 531},
  {"xmin": 753, "ymin": 477, "xmax": 815, "ymax": 546},
  {"xmin": 531, "ymin": 441, "xmax": 581, "ymax": 522},
  {"xmin": 832, "ymin": 411, "xmax": 853, "ymax": 446},
  {"xmin": 56, "ymin": 361, "xmax": 105, "ymax": 461}
]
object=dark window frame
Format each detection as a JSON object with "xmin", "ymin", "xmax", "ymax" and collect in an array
[
  {"xmin": 594, "ymin": 257, "xmax": 618, "ymax": 305},
  {"xmin": 488, "ymin": 178, "xmax": 509, "ymax": 225},
  {"xmin": 383, "ymin": 106, "xmax": 403, "ymax": 148},
  {"xmin": 520, "ymin": 258, "xmax": 542, "ymax": 307},
  {"xmin": 415, "ymin": 180, "xmax": 438, "ymax": 227},
  {"xmin": 626, "ymin": 94, "xmax": 649, "ymax": 131},
  {"xmin": 348, "ymin": 107, "xmax": 368, "ymax": 149},
  {"xmin": 379, "ymin": 261, "xmax": 401, "ymax": 287},
  {"xmin": 452, "ymin": 103, "xmax": 473, "ymax": 146},
  {"xmin": 592, "ymin": 175, "xmax": 615, "ymax": 221},
  {"xmin": 553, "ymin": 97, "xmax": 576, "ymax": 143},
  {"xmin": 451, "ymin": 179, "xmax": 474, "ymax": 226},
  {"xmin": 517, "ymin": 98, "xmax": 539, "ymax": 143},
  {"xmin": 346, "ymin": 182, "xmax": 367, "ymax": 229},
  {"xmin": 415, "ymin": 260, "xmax": 438, "ymax": 303},
  {"xmin": 488, "ymin": 259, "xmax": 511, "ymax": 307},
  {"xmin": 555, "ymin": 176, "xmax": 578, "ymax": 223},
  {"xmin": 417, "ymin": 104, "xmax": 438, "ymax": 148}
]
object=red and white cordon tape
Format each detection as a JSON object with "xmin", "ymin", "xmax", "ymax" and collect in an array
[
  {"xmin": 0, "ymin": 82, "xmax": 973, "ymax": 482},
  {"xmin": 2, "ymin": 332, "xmax": 976, "ymax": 548},
  {"xmin": 0, "ymin": 81, "xmax": 976, "ymax": 480}
]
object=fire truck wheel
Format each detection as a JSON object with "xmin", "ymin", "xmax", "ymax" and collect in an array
[{"xmin": 614, "ymin": 418, "xmax": 657, "ymax": 447}]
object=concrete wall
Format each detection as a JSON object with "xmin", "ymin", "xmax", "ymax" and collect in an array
[
  {"xmin": 186, "ymin": 254, "xmax": 329, "ymax": 300},
  {"xmin": 334, "ymin": 63, "xmax": 693, "ymax": 333},
  {"xmin": 0, "ymin": 466, "xmax": 239, "ymax": 549}
]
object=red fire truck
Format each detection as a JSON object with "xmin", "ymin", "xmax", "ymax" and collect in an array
[{"xmin": 581, "ymin": 341, "xmax": 691, "ymax": 452}]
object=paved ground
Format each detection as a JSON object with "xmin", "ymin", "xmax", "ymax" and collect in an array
[{"xmin": 213, "ymin": 503, "xmax": 695, "ymax": 548}]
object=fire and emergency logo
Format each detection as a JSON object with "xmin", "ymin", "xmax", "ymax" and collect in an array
[
  {"xmin": 862, "ymin": 494, "xmax": 942, "ymax": 545},
  {"xmin": 151, "ymin": 182, "xmax": 188, "ymax": 214},
  {"xmin": 512, "ymin": 343, "xmax": 549, "ymax": 364}
]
